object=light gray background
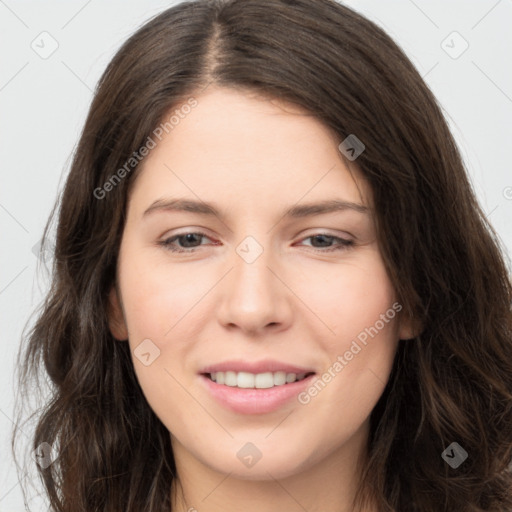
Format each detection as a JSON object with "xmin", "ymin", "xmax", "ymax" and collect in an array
[{"xmin": 1, "ymin": 1, "xmax": 511, "ymax": 510}]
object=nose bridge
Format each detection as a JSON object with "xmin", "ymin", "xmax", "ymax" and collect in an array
[
  {"xmin": 216, "ymin": 233, "xmax": 292, "ymax": 332},
  {"xmin": 231, "ymin": 234, "xmax": 277, "ymax": 302}
]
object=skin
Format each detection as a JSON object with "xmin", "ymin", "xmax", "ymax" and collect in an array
[{"xmin": 108, "ymin": 86, "xmax": 415, "ymax": 512}]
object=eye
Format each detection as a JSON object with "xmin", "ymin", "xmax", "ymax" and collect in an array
[
  {"xmin": 158, "ymin": 231, "xmax": 214, "ymax": 253},
  {"xmin": 158, "ymin": 231, "xmax": 354, "ymax": 254},
  {"xmin": 297, "ymin": 233, "xmax": 354, "ymax": 252}
]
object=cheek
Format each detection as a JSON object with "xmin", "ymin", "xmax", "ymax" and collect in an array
[
  {"xmin": 298, "ymin": 251, "xmax": 397, "ymax": 345},
  {"xmin": 296, "ymin": 258, "xmax": 399, "ymax": 442},
  {"xmin": 117, "ymin": 254, "xmax": 203, "ymax": 424},
  {"xmin": 119, "ymin": 252, "xmax": 207, "ymax": 343},
  {"xmin": 296, "ymin": 250, "xmax": 400, "ymax": 416}
]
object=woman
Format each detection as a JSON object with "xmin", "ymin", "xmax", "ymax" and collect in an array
[{"xmin": 13, "ymin": 0, "xmax": 512, "ymax": 511}]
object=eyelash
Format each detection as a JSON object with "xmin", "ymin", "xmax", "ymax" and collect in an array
[{"xmin": 158, "ymin": 231, "xmax": 354, "ymax": 254}]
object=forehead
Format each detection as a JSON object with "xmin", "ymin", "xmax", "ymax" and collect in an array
[{"xmin": 127, "ymin": 86, "xmax": 371, "ymax": 214}]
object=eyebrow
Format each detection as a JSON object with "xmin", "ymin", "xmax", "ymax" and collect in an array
[
  {"xmin": 143, "ymin": 197, "xmax": 369, "ymax": 220},
  {"xmin": 142, "ymin": 198, "xmax": 369, "ymax": 218}
]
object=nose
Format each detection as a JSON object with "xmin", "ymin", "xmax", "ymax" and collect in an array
[{"xmin": 215, "ymin": 239, "xmax": 293, "ymax": 336}]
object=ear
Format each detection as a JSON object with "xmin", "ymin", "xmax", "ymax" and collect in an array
[
  {"xmin": 398, "ymin": 310, "xmax": 422, "ymax": 341},
  {"xmin": 107, "ymin": 285, "xmax": 129, "ymax": 341}
]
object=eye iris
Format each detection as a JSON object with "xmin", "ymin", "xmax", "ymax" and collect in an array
[
  {"xmin": 312, "ymin": 234, "xmax": 333, "ymax": 247},
  {"xmin": 180, "ymin": 233, "xmax": 202, "ymax": 247}
]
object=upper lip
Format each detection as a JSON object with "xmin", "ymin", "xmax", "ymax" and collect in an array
[{"xmin": 199, "ymin": 359, "xmax": 316, "ymax": 375}]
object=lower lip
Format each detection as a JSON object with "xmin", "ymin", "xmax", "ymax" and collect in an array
[{"xmin": 199, "ymin": 374, "xmax": 316, "ymax": 414}]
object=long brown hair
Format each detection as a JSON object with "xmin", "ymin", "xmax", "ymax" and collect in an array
[{"xmin": 13, "ymin": 0, "xmax": 512, "ymax": 510}]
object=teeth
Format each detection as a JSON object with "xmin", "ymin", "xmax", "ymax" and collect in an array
[{"xmin": 209, "ymin": 371, "xmax": 311, "ymax": 388}]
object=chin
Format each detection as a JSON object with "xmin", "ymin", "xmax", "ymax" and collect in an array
[
  {"xmin": 217, "ymin": 460, "xmax": 308, "ymax": 481},
  {"xmin": 202, "ymin": 442, "xmax": 317, "ymax": 481}
]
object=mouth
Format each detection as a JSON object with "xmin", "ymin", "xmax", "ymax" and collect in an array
[
  {"xmin": 201, "ymin": 370, "xmax": 315, "ymax": 389},
  {"xmin": 199, "ymin": 366, "xmax": 316, "ymax": 415},
  {"xmin": 198, "ymin": 361, "xmax": 317, "ymax": 414}
]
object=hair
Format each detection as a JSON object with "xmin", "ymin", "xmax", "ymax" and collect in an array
[{"xmin": 13, "ymin": 0, "xmax": 512, "ymax": 511}]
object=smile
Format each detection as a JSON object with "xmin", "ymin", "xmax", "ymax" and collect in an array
[{"xmin": 206, "ymin": 370, "xmax": 314, "ymax": 389}]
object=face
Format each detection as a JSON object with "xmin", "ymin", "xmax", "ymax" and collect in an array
[{"xmin": 108, "ymin": 86, "xmax": 414, "ymax": 480}]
